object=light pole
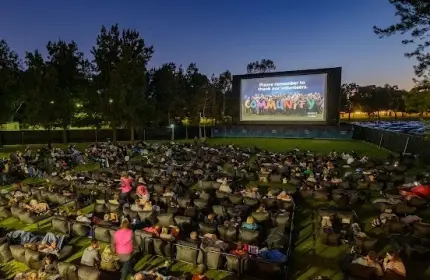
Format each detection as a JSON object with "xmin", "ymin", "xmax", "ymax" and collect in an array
[{"xmin": 170, "ymin": 124, "xmax": 175, "ymax": 141}]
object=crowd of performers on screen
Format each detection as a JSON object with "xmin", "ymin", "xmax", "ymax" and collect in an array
[{"xmin": 243, "ymin": 92, "xmax": 324, "ymax": 117}]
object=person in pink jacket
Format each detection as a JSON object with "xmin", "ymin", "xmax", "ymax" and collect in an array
[
  {"xmin": 114, "ymin": 219, "xmax": 134, "ymax": 280},
  {"xmin": 119, "ymin": 173, "xmax": 133, "ymax": 205}
]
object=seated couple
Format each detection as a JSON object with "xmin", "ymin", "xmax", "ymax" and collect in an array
[{"xmin": 350, "ymin": 250, "xmax": 406, "ymax": 279}]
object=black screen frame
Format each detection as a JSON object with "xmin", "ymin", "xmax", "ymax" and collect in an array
[{"xmin": 232, "ymin": 67, "xmax": 342, "ymax": 126}]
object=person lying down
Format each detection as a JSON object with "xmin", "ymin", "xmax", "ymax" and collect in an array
[{"xmin": 19, "ymin": 199, "xmax": 50, "ymax": 213}]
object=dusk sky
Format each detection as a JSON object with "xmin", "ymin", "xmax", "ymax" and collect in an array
[{"xmin": 0, "ymin": 0, "xmax": 417, "ymax": 90}]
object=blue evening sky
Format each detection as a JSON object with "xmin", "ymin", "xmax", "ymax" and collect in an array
[{"xmin": 0, "ymin": 0, "xmax": 417, "ymax": 89}]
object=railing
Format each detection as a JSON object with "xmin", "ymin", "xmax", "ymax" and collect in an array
[{"xmin": 352, "ymin": 125, "xmax": 430, "ymax": 156}]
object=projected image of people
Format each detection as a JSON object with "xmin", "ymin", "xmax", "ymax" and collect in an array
[{"xmin": 241, "ymin": 74, "xmax": 326, "ymax": 122}]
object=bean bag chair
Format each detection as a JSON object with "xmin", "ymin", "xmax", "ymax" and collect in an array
[
  {"xmin": 0, "ymin": 206, "xmax": 11, "ymax": 219},
  {"xmin": 246, "ymin": 172, "xmax": 258, "ymax": 181},
  {"xmin": 270, "ymin": 174, "xmax": 282, "ymax": 183},
  {"xmin": 72, "ymin": 221, "xmax": 91, "ymax": 237},
  {"xmin": 252, "ymin": 211, "xmax": 270, "ymax": 224},
  {"xmin": 157, "ymin": 213, "xmax": 175, "ymax": 228},
  {"xmin": 263, "ymin": 198, "xmax": 277, "ymax": 209},
  {"xmin": 337, "ymin": 211, "xmax": 355, "ymax": 224},
  {"xmin": 94, "ymin": 200, "xmax": 106, "ymax": 213},
  {"xmin": 300, "ymin": 189, "xmax": 313, "ymax": 198},
  {"xmin": 175, "ymin": 240, "xmax": 202, "ymax": 265},
  {"xmin": 177, "ymin": 197, "xmax": 190, "ymax": 208},
  {"xmin": 174, "ymin": 216, "xmax": 191, "ymax": 232},
  {"xmin": 395, "ymin": 204, "xmax": 416, "ymax": 215},
  {"xmin": 57, "ymin": 262, "xmax": 79, "ymax": 280},
  {"xmin": 413, "ymin": 222, "xmax": 430, "ymax": 238},
  {"xmin": 10, "ymin": 245, "xmax": 26, "ymax": 263},
  {"xmin": 215, "ymin": 191, "xmax": 229, "ymax": 200},
  {"xmin": 203, "ymin": 246, "xmax": 224, "ymax": 269},
  {"xmin": 106, "ymin": 202, "xmax": 120, "ymax": 213},
  {"xmin": 314, "ymin": 191, "xmax": 329, "ymax": 201},
  {"xmin": 266, "ymin": 226, "xmax": 288, "ymax": 249},
  {"xmin": 52, "ymin": 217, "xmax": 71, "ymax": 235},
  {"xmin": 199, "ymin": 223, "xmax": 217, "ymax": 235},
  {"xmin": 384, "ymin": 220, "xmax": 407, "ymax": 234},
  {"xmin": 153, "ymin": 185, "xmax": 164, "ymax": 195},
  {"xmin": 357, "ymin": 181, "xmax": 369, "ymax": 190},
  {"xmin": 274, "ymin": 213, "xmax": 290, "ymax": 229},
  {"xmin": 369, "ymin": 182, "xmax": 383, "ymax": 191},
  {"xmin": 407, "ymin": 197, "xmax": 427, "ymax": 208},
  {"xmin": 212, "ymin": 205, "xmax": 227, "ymax": 217},
  {"xmin": 229, "ymin": 194, "xmax": 243, "ymax": 205},
  {"xmin": 137, "ymin": 211, "xmax": 157, "ymax": 225},
  {"xmin": 218, "ymin": 225, "xmax": 237, "ymax": 242},
  {"xmin": 25, "ymin": 247, "xmax": 43, "ymax": 269},
  {"xmin": 153, "ymin": 238, "xmax": 172, "ymax": 258},
  {"xmin": 212, "ymin": 182, "xmax": 221, "ymax": 190},
  {"xmin": 318, "ymin": 228, "xmax": 340, "ymax": 246},
  {"xmin": 94, "ymin": 226, "xmax": 111, "ymax": 243},
  {"xmin": 199, "ymin": 181, "xmax": 214, "ymax": 190},
  {"xmin": 11, "ymin": 206, "xmax": 26, "ymax": 218},
  {"xmin": 404, "ymin": 241, "xmax": 430, "ymax": 260},
  {"xmin": 193, "ymin": 199, "xmax": 208, "ymax": 210},
  {"xmin": 354, "ymin": 236, "xmax": 378, "ymax": 253},
  {"xmin": 78, "ymin": 265, "xmax": 100, "ymax": 280},
  {"xmin": 19, "ymin": 210, "xmax": 52, "ymax": 224},
  {"xmin": 243, "ymin": 197, "xmax": 259, "ymax": 207},
  {"xmin": 0, "ymin": 241, "xmax": 12, "ymax": 262},
  {"xmin": 134, "ymin": 230, "xmax": 154, "ymax": 255},
  {"xmin": 239, "ymin": 228, "xmax": 259, "ymax": 245}
]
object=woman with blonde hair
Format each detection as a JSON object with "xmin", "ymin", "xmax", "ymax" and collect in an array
[{"xmin": 113, "ymin": 219, "xmax": 134, "ymax": 280}]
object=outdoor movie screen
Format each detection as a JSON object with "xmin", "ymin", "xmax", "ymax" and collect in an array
[{"xmin": 240, "ymin": 73, "xmax": 327, "ymax": 122}]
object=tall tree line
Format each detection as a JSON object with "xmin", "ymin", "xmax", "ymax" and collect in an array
[{"xmin": 1, "ymin": 23, "xmax": 429, "ymax": 144}]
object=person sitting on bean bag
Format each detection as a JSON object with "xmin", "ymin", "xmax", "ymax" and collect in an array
[
  {"xmin": 371, "ymin": 208, "xmax": 398, "ymax": 228},
  {"xmin": 136, "ymin": 178, "xmax": 150, "ymax": 202},
  {"xmin": 242, "ymin": 216, "xmax": 258, "ymax": 230},
  {"xmin": 100, "ymin": 245, "xmax": 120, "ymax": 271}
]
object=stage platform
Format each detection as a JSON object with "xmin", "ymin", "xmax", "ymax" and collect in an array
[{"xmin": 212, "ymin": 125, "xmax": 353, "ymax": 140}]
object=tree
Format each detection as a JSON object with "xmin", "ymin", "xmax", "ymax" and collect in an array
[
  {"xmin": 0, "ymin": 40, "xmax": 23, "ymax": 124},
  {"xmin": 340, "ymin": 82, "xmax": 359, "ymax": 120},
  {"xmin": 404, "ymin": 78, "xmax": 430, "ymax": 116},
  {"xmin": 183, "ymin": 63, "xmax": 210, "ymax": 124},
  {"xmin": 92, "ymin": 24, "xmax": 153, "ymax": 142},
  {"xmin": 45, "ymin": 40, "xmax": 89, "ymax": 143},
  {"xmin": 150, "ymin": 63, "xmax": 182, "ymax": 125},
  {"xmin": 215, "ymin": 70, "xmax": 232, "ymax": 121},
  {"xmin": 246, "ymin": 59, "xmax": 276, "ymax": 74},
  {"xmin": 22, "ymin": 50, "xmax": 60, "ymax": 147},
  {"xmin": 373, "ymin": 1, "xmax": 430, "ymax": 77},
  {"xmin": 382, "ymin": 84, "xmax": 406, "ymax": 118}
]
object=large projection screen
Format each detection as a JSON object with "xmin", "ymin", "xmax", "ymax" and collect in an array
[{"xmin": 240, "ymin": 73, "xmax": 327, "ymax": 122}]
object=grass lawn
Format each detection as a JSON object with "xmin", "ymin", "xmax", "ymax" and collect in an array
[{"xmin": 0, "ymin": 138, "xmax": 428, "ymax": 279}]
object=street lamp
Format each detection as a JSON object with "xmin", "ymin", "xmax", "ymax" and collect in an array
[
  {"xmin": 170, "ymin": 124, "xmax": 175, "ymax": 141},
  {"xmin": 109, "ymin": 99, "xmax": 113, "ymax": 104},
  {"xmin": 50, "ymin": 100, "xmax": 54, "ymax": 104}
]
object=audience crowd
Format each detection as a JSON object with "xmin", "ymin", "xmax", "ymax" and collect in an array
[{"xmin": 0, "ymin": 139, "xmax": 429, "ymax": 280}]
